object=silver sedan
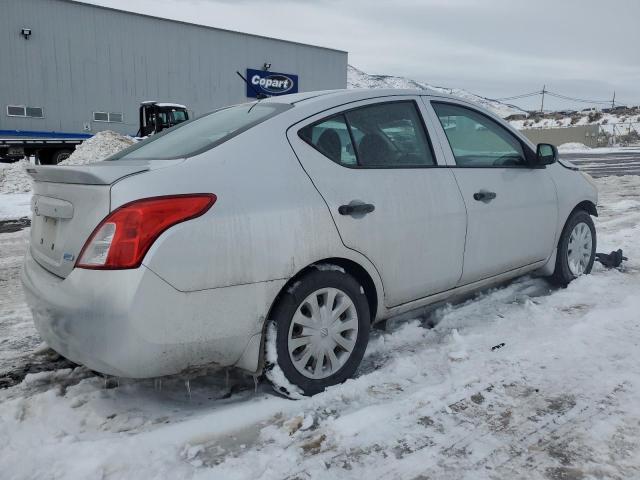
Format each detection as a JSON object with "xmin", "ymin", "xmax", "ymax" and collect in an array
[{"xmin": 22, "ymin": 89, "xmax": 598, "ymax": 396}]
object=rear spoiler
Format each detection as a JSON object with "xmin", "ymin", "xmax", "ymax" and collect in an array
[{"xmin": 25, "ymin": 162, "xmax": 149, "ymax": 185}]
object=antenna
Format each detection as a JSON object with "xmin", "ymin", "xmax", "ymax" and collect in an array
[{"xmin": 236, "ymin": 71, "xmax": 268, "ymax": 100}]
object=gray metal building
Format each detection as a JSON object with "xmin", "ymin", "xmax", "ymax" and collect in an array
[{"xmin": 0, "ymin": 0, "xmax": 348, "ymax": 136}]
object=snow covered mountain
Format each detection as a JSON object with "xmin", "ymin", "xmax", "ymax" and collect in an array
[{"xmin": 347, "ymin": 65, "xmax": 524, "ymax": 118}]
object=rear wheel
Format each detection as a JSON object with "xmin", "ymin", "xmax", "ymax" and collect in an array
[
  {"xmin": 550, "ymin": 210, "xmax": 596, "ymax": 286},
  {"xmin": 51, "ymin": 149, "xmax": 73, "ymax": 165},
  {"xmin": 266, "ymin": 267, "xmax": 370, "ymax": 397},
  {"xmin": 37, "ymin": 149, "xmax": 73, "ymax": 165}
]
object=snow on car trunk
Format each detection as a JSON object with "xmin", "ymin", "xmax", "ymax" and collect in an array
[{"xmin": 1, "ymin": 175, "xmax": 639, "ymax": 478}]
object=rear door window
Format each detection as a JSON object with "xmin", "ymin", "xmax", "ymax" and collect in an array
[
  {"xmin": 298, "ymin": 115, "xmax": 357, "ymax": 166},
  {"xmin": 299, "ymin": 100, "xmax": 436, "ymax": 168}
]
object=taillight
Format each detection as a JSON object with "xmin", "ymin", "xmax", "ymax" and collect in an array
[{"xmin": 77, "ymin": 194, "xmax": 216, "ymax": 270}]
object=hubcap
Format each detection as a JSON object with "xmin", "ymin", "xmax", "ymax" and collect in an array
[
  {"xmin": 567, "ymin": 222, "xmax": 593, "ymax": 277},
  {"xmin": 287, "ymin": 287, "xmax": 358, "ymax": 380}
]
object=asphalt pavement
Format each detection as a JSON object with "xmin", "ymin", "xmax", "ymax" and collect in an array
[{"xmin": 561, "ymin": 150, "xmax": 640, "ymax": 178}]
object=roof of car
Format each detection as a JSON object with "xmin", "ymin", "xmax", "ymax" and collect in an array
[
  {"xmin": 260, "ymin": 88, "xmax": 469, "ymax": 120},
  {"xmin": 263, "ymin": 88, "xmax": 442, "ymax": 106}
]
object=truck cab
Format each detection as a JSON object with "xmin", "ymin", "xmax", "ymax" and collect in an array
[{"xmin": 137, "ymin": 102, "xmax": 190, "ymax": 137}]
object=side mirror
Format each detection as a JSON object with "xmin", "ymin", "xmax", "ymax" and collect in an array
[{"xmin": 536, "ymin": 143, "xmax": 558, "ymax": 166}]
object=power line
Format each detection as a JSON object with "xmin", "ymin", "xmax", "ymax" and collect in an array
[
  {"xmin": 479, "ymin": 88, "xmax": 638, "ymax": 109},
  {"xmin": 545, "ymin": 91, "xmax": 613, "ymax": 105},
  {"xmin": 493, "ymin": 91, "xmax": 542, "ymax": 101}
]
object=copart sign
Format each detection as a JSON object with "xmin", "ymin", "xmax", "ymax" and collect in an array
[{"xmin": 246, "ymin": 69, "xmax": 299, "ymax": 97}]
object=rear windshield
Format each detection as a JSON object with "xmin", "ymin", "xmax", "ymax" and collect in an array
[{"xmin": 109, "ymin": 102, "xmax": 290, "ymax": 160}]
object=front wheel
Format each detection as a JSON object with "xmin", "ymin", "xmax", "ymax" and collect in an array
[
  {"xmin": 550, "ymin": 209, "xmax": 596, "ymax": 286},
  {"xmin": 266, "ymin": 267, "xmax": 370, "ymax": 397}
]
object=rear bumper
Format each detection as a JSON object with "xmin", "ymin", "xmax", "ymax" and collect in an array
[{"xmin": 21, "ymin": 249, "xmax": 284, "ymax": 378}]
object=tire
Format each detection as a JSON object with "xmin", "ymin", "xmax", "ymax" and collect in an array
[
  {"xmin": 37, "ymin": 149, "xmax": 73, "ymax": 165},
  {"xmin": 550, "ymin": 209, "xmax": 596, "ymax": 286},
  {"xmin": 51, "ymin": 149, "xmax": 73, "ymax": 165},
  {"xmin": 266, "ymin": 266, "xmax": 370, "ymax": 397}
]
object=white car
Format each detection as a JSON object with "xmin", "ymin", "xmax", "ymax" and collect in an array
[{"xmin": 22, "ymin": 89, "xmax": 598, "ymax": 396}]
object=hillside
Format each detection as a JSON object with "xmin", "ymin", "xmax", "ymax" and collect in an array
[
  {"xmin": 346, "ymin": 65, "xmax": 640, "ymax": 143},
  {"xmin": 347, "ymin": 65, "xmax": 524, "ymax": 118}
]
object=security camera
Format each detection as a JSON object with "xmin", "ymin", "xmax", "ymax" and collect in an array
[
  {"xmin": 263, "ymin": 62, "xmax": 271, "ymax": 71},
  {"xmin": 21, "ymin": 28, "xmax": 32, "ymax": 39}
]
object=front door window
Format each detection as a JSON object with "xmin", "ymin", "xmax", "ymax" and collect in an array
[{"xmin": 432, "ymin": 102, "xmax": 528, "ymax": 167}]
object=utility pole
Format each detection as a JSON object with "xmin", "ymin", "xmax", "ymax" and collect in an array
[
  {"xmin": 540, "ymin": 85, "xmax": 546, "ymax": 113},
  {"xmin": 611, "ymin": 91, "xmax": 616, "ymax": 109}
]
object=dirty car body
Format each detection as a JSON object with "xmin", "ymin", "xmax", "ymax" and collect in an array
[{"xmin": 22, "ymin": 89, "xmax": 598, "ymax": 391}]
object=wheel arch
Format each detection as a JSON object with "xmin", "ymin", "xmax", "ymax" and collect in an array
[
  {"xmin": 244, "ymin": 256, "xmax": 383, "ymax": 376},
  {"xmin": 539, "ymin": 199, "xmax": 598, "ymax": 277},
  {"xmin": 267, "ymin": 257, "xmax": 381, "ymax": 323},
  {"xmin": 266, "ymin": 257, "xmax": 380, "ymax": 326},
  {"xmin": 572, "ymin": 200, "xmax": 598, "ymax": 217}
]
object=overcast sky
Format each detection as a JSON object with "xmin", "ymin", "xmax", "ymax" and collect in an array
[{"xmin": 89, "ymin": 0, "xmax": 640, "ymax": 110}]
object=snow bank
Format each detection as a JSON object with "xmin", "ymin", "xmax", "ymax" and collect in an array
[
  {"xmin": 0, "ymin": 160, "xmax": 32, "ymax": 193},
  {"xmin": 556, "ymin": 142, "xmax": 640, "ymax": 155},
  {"xmin": 558, "ymin": 142, "xmax": 591, "ymax": 152},
  {"xmin": 60, "ymin": 130, "xmax": 135, "ymax": 166},
  {"xmin": 0, "ymin": 130, "xmax": 135, "ymax": 196}
]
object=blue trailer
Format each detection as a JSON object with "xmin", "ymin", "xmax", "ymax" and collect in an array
[
  {"xmin": 0, "ymin": 129, "xmax": 92, "ymax": 165},
  {"xmin": 0, "ymin": 102, "xmax": 191, "ymax": 164}
]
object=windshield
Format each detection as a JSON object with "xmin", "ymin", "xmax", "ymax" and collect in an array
[
  {"xmin": 110, "ymin": 102, "xmax": 290, "ymax": 160},
  {"xmin": 171, "ymin": 110, "xmax": 188, "ymax": 123}
]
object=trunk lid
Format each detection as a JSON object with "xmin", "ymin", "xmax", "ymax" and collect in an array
[
  {"xmin": 27, "ymin": 160, "xmax": 182, "ymax": 278},
  {"xmin": 25, "ymin": 160, "xmax": 153, "ymax": 185}
]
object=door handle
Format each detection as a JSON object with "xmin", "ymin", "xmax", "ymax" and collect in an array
[
  {"xmin": 338, "ymin": 202, "xmax": 375, "ymax": 216},
  {"xmin": 473, "ymin": 191, "xmax": 497, "ymax": 202}
]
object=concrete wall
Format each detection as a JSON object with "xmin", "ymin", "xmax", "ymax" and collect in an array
[
  {"xmin": 0, "ymin": 0, "xmax": 348, "ymax": 136},
  {"xmin": 520, "ymin": 125, "xmax": 601, "ymax": 147}
]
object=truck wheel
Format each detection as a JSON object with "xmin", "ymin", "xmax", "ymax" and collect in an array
[
  {"xmin": 266, "ymin": 267, "xmax": 370, "ymax": 397},
  {"xmin": 37, "ymin": 149, "xmax": 73, "ymax": 165},
  {"xmin": 51, "ymin": 149, "xmax": 73, "ymax": 164}
]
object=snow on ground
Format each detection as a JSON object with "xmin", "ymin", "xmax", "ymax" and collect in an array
[
  {"xmin": 1, "ymin": 176, "xmax": 640, "ymax": 479},
  {"xmin": 0, "ymin": 193, "xmax": 32, "ymax": 220},
  {"xmin": 559, "ymin": 144, "xmax": 640, "ymax": 155},
  {"xmin": 558, "ymin": 142, "xmax": 592, "ymax": 152}
]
